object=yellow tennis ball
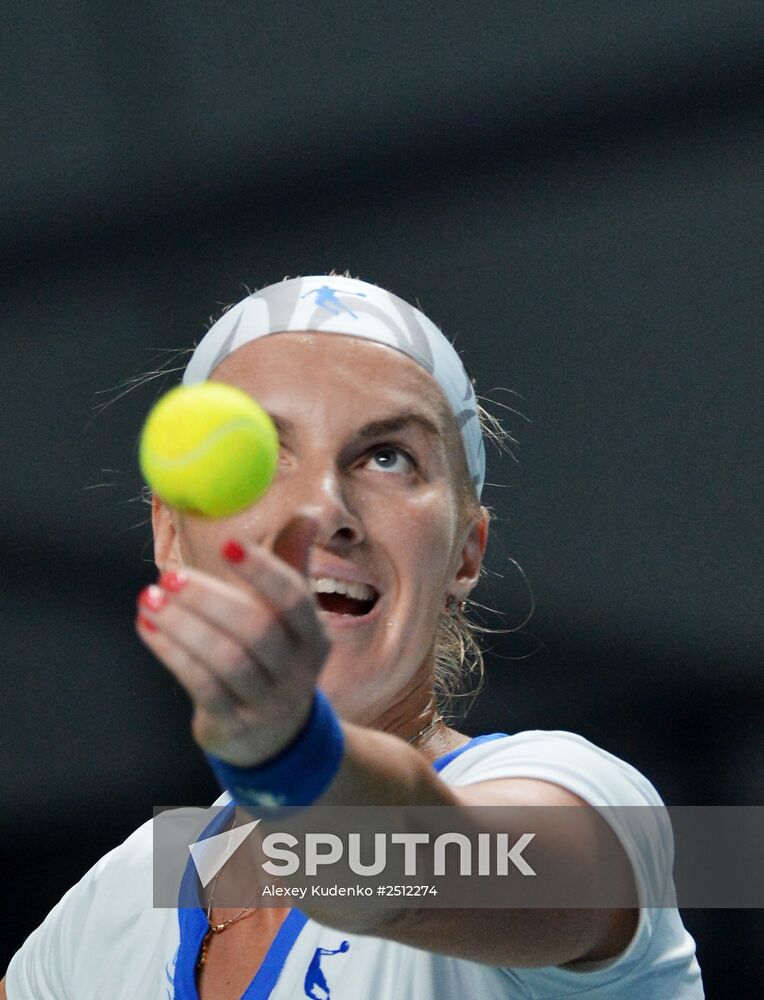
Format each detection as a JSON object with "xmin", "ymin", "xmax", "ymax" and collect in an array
[{"xmin": 139, "ymin": 383, "xmax": 278, "ymax": 518}]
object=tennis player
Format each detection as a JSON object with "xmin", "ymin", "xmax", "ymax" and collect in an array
[{"xmin": 2, "ymin": 275, "xmax": 704, "ymax": 998}]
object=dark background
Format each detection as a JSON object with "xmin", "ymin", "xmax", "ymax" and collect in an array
[{"xmin": 2, "ymin": 1, "xmax": 762, "ymax": 993}]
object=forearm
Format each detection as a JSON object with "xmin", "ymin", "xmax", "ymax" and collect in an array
[
  {"xmin": 287, "ymin": 722, "xmax": 464, "ymax": 933},
  {"xmin": 316, "ymin": 722, "xmax": 456, "ymax": 809},
  {"xmin": 141, "ymin": 534, "xmax": 634, "ymax": 968}
]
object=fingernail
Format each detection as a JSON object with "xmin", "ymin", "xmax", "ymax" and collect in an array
[
  {"xmin": 138, "ymin": 584, "xmax": 166, "ymax": 612},
  {"xmin": 159, "ymin": 570, "xmax": 188, "ymax": 593},
  {"xmin": 222, "ymin": 540, "xmax": 246, "ymax": 563},
  {"xmin": 137, "ymin": 613, "xmax": 158, "ymax": 632}
]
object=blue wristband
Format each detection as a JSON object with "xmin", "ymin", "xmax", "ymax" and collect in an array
[{"xmin": 205, "ymin": 691, "xmax": 345, "ymax": 810}]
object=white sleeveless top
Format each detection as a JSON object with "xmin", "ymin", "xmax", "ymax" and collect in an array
[{"xmin": 6, "ymin": 731, "xmax": 704, "ymax": 998}]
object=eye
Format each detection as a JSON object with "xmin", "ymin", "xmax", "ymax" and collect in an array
[{"xmin": 364, "ymin": 445, "xmax": 416, "ymax": 474}]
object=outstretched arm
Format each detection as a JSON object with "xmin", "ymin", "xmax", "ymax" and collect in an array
[{"xmin": 136, "ymin": 521, "xmax": 638, "ymax": 969}]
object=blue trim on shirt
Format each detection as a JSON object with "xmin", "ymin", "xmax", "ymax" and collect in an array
[
  {"xmin": 242, "ymin": 910, "xmax": 308, "ymax": 999},
  {"xmin": 174, "ymin": 732, "xmax": 508, "ymax": 998},
  {"xmin": 173, "ymin": 801, "xmax": 236, "ymax": 999},
  {"xmin": 173, "ymin": 906, "xmax": 210, "ymax": 1000},
  {"xmin": 178, "ymin": 803, "xmax": 236, "ymax": 910},
  {"xmin": 432, "ymin": 732, "xmax": 508, "ymax": 773}
]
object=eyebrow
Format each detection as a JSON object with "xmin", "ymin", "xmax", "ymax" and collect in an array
[
  {"xmin": 270, "ymin": 409, "xmax": 444, "ymax": 444},
  {"xmin": 354, "ymin": 411, "xmax": 444, "ymax": 443}
]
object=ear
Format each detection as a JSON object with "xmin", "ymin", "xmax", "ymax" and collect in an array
[
  {"xmin": 449, "ymin": 507, "xmax": 490, "ymax": 603},
  {"xmin": 151, "ymin": 494, "xmax": 183, "ymax": 573}
]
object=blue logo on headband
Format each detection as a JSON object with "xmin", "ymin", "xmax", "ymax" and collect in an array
[{"xmin": 301, "ymin": 285, "xmax": 367, "ymax": 320}]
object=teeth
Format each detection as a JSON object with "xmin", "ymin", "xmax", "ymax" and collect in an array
[{"xmin": 309, "ymin": 577, "xmax": 376, "ymax": 601}]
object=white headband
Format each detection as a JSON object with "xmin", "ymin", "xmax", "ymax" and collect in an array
[{"xmin": 183, "ymin": 275, "xmax": 485, "ymax": 497}]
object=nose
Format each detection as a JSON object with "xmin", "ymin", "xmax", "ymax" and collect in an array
[{"xmin": 275, "ymin": 466, "xmax": 365, "ymax": 551}]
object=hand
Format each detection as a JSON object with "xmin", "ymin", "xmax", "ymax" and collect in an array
[{"xmin": 135, "ymin": 516, "xmax": 331, "ymax": 767}]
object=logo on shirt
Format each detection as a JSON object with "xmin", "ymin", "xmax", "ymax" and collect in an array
[
  {"xmin": 164, "ymin": 944, "xmax": 179, "ymax": 999},
  {"xmin": 304, "ymin": 939, "xmax": 350, "ymax": 999}
]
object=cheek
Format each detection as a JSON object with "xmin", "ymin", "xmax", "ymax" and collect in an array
[
  {"xmin": 176, "ymin": 525, "xmax": 215, "ymax": 570},
  {"xmin": 175, "ymin": 496, "xmax": 285, "ymax": 578},
  {"xmin": 386, "ymin": 493, "xmax": 459, "ymax": 593},
  {"xmin": 175, "ymin": 516, "xmax": 242, "ymax": 570}
]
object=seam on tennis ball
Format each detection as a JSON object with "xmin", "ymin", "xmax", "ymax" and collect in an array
[{"xmin": 142, "ymin": 417, "xmax": 275, "ymax": 468}]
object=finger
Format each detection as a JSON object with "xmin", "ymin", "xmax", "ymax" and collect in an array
[
  {"xmin": 136, "ymin": 613, "xmax": 241, "ymax": 713},
  {"xmin": 272, "ymin": 515, "xmax": 319, "ymax": 577},
  {"xmin": 159, "ymin": 569, "xmax": 299, "ymax": 676},
  {"xmin": 141, "ymin": 594, "xmax": 274, "ymax": 702},
  {"xmin": 222, "ymin": 542, "xmax": 329, "ymax": 651}
]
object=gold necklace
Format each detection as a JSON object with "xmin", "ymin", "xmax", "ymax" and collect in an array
[{"xmin": 197, "ymin": 857, "xmax": 260, "ymax": 969}]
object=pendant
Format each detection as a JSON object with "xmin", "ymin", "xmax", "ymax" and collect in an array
[
  {"xmin": 197, "ymin": 920, "xmax": 235, "ymax": 969},
  {"xmin": 197, "ymin": 928, "xmax": 213, "ymax": 969}
]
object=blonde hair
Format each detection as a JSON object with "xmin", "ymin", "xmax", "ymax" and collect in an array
[{"xmin": 434, "ymin": 399, "xmax": 520, "ymax": 720}]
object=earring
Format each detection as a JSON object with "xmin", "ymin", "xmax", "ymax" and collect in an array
[{"xmin": 446, "ymin": 595, "xmax": 467, "ymax": 614}]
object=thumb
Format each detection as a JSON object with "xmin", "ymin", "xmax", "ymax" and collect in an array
[{"xmin": 272, "ymin": 515, "xmax": 319, "ymax": 577}]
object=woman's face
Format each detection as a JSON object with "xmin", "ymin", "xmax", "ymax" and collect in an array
[{"xmin": 153, "ymin": 333, "xmax": 487, "ymax": 727}]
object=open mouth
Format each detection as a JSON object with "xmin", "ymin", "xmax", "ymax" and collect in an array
[{"xmin": 309, "ymin": 578, "xmax": 379, "ymax": 617}]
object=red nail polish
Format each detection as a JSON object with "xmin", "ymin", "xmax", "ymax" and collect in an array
[
  {"xmin": 138, "ymin": 584, "xmax": 166, "ymax": 612},
  {"xmin": 159, "ymin": 570, "xmax": 188, "ymax": 593},
  {"xmin": 137, "ymin": 613, "xmax": 158, "ymax": 632},
  {"xmin": 222, "ymin": 540, "xmax": 246, "ymax": 563}
]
